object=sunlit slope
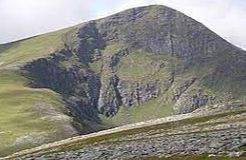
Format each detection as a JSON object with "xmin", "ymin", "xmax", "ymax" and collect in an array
[
  {"xmin": 0, "ymin": 27, "xmax": 78, "ymax": 68},
  {"xmin": 0, "ymin": 27, "xmax": 80, "ymax": 156}
]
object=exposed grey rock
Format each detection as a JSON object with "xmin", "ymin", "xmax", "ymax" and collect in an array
[
  {"xmin": 21, "ymin": 4, "xmax": 246, "ymax": 133},
  {"xmin": 14, "ymin": 133, "xmax": 49, "ymax": 147},
  {"xmin": 23, "ymin": 47, "xmax": 103, "ymax": 133},
  {"xmin": 172, "ymin": 77, "xmax": 197, "ymax": 101},
  {"xmin": 174, "ymin": 93, "xmax": 216, "ymax": 114},
  {"xmin": 20, "ymin": 124, "xmax": 246, "ymax": 160},
  {"xmin": 117, "ymin": 80, "xmax": 161, "ymax": 107},
  {"xmin": 98, "ymin": 74, "xmax": 122, "ymax": 116}
]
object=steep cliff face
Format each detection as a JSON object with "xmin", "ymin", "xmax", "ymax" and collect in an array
[
  {"xmin": 95, "ymin": 5, "xmax": 245, "ymax": 117},
  {"xmin": 23, "ymin": 53, "xmax": 104, "ymax": 133},
  {"xmin": 22, "ymin": 5, "xmax": 246, "ymax": 127}
]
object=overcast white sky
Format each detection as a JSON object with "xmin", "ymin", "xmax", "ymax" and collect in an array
[{"xmin": 0, "ymin": 0, "xmax": 246, "ymax": 50}]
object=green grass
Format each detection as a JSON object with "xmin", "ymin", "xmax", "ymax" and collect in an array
[
  {"xmin": 0, "ymin": 8, "xmax": 245, "ymax": 158},
  {"xmin": 117, "ymin": 50, "xmax": 155, "ymax": 80},
  {"xmin": 0, "ymin": 26, "xmax": 81, "ymax": 157},
  {"xmin": 90, "ymin": 43, "xmax": 125, "ymax": 79},
  {"xmin": 0, "ymin": 27, "xmax": 77, "ymax": 68},
  {"xmin": 116, "ymin": 50, "xmax": 178, "ymax": 81},
  {"xmin": 239, "ymin": 144, "xmax": 246, "ymax": 151},
  {"xmin": 0, "ymin": 70, "xmax": 74, "ymax": 157},
  {"xmin": 96, "ymin": 49, "xmax": 182, "ymax": 125},
  {"xmin": 101, "ymin": 96, "xmax": 173, "ymax": 126},
  {"xmin": 92, "ymin": 46, "xmax": 244, "ymax": 127},
  {"xmin": 59, "ymin": 52, "xmax": 81, "ymax": 69},
  {"xmin": 89, "ymin": 59, "xmax": 103, "ymax": 74},
  {"xmin": 7, "ymin": 108, "xmax": 245, "ymax": 159}
]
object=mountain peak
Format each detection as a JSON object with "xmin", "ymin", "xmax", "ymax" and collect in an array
[
  {"xmin": 95, "ymin": 4, "xmax": 242, "ymax": 60},
  {"xmin": 0, "ymin": 4, "xmax": 245, "ymax": 158}
]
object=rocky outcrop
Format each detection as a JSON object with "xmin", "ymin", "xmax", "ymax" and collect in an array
[
  {"xmin": 174, "ymin": 93, "xmax": 217, "ymax": 114},
  {"xmin": 93, "ymin": 5, "xmax": 245, "ymax": 117},
  {"xmin": 76, "ymin": 21, "xmax": 105, "ymax": 63},
  {"xmin": 170, "ymin": 77, "xmax": 216, "ymax": 114},
  {"xmin": 109, "ymin": 48, "xmax": 129, "ymax": 71},
  {"xmin": 23, "ymin": 48, "xmax": 102, "ymax": 132},
  {"xmin": 28, "ymin": 128, "xmax": 245, "ymax": 160},
  {"xmin": 117, "ymin": 80, "xmax": 161, "ymax": 106},
  {"xmin": 14, "ymin": 110, "xmax": 246, "ymax": 160},
  {"xmin": 97, "ymin": 5, "xmax": 242, "ymax": 61},
  {"xmin": 98, "ymin": 75, "xmax": 122, "ymax": 117},
  {"xmin": 22, "ymin": 5, "xmax": 246, "ymax": 130},
  {"xmin": 1, "ymin": 5, "xmax": 246, "ymax": 158},
  {"xmin": 172, "ymin": 77, "xmax": 197, "ymax": 101}
]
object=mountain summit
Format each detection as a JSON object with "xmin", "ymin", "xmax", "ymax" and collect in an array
[{"xmin": 0, "ymin": 5, "xmax": 245, "ymax": 158}]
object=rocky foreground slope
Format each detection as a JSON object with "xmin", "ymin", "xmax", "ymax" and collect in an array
[
  {"xmin": 2, "ymin": 106, "xmax": 246, "ymax": 160},
  {"xmin": 0, "ymin": 5, "xmax": 245, "ymax": 158}
]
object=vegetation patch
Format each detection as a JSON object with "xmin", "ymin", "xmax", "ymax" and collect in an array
[
  {"xmin": 101, "ymin": 96, "xmax": 173, "ymax": 126},
  {"xmin": 0, "ymin": 70, "xmax": 73, "ymax": 157},
  {"xmin": 0, "ymin": 27, "xmax": 77, "ymax": 68}
]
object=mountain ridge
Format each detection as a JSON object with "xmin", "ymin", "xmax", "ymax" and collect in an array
[
  {"xmin": 0, "ymin": 5, "xmax": 245, "ymax": 158},
  {"xmin": 1, "ymin": 5, "xmax": 245, "ymax": 52}
]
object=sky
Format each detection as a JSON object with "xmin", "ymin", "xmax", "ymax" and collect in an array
[{"xmin": 0, "ymin": 0, "xmax": 246, "ymax": 50}]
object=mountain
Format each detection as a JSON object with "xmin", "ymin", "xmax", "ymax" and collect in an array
[{"xmin": 0, "ymin": 5, "xmax": 245, "ymax": 158}]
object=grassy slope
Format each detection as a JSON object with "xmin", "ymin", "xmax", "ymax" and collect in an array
[
  {"xmin": 1, "ymin": 27, "xmax": 245, "ymax": 157},
  {"xmin": 0, "ymin": 8, "xmax": 245, "ymax": 157},
  {"xmin": 0, "ymin": 28, "xmax": 176, "ymax": 156},
  {"xmin": 4, "ymin": 108, "xmax": 245, "ymax": 159},
  {"xmin": 91, "ymin": 46, "xmax": 177, "ymax": 125},
  {"xmin": 93, "ymin": 46, "xmax": 226, "ymax": 126},
  {"xmin": 101, "ymin": 99, "xmax": 173, "ymax": 126},
  {"xmin": 0, "ymin": 27, "xmax": 79, "ymax": 156},
  {"xmin": 0, "ymin": 27, "xmax": 76, "ymax": 68},
  {"xmin": 0, "ymin": 71, "xmax": 73, "ymax": 156}
]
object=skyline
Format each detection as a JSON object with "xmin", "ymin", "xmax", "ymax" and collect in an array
[{"xmin": 0, "ymin": 0, "xmax": 246, "ymax": 50}]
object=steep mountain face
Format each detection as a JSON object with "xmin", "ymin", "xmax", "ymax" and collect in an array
[
  {"xmin": 23, "ymin": 5, "xmax": 246, "ymax": 119},
  {"xmin": 0, "ymin": 5, "xmax": 245, "ymax": 157}
]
